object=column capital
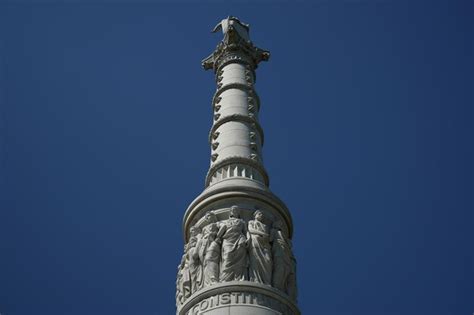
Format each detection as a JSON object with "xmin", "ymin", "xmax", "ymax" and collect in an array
[{"xmin": 202, "ymin": 16, "xmax": 270, "ymax": 71}]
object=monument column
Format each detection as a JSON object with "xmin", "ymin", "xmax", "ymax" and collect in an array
[{"xmin": 176, "ymin": 17, "xmax": 299, "ymax": 315}]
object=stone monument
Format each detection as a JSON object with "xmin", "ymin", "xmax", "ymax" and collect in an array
[{"xmin": 176, "ymin": 16, "xmax": 299, "ymax": 315}]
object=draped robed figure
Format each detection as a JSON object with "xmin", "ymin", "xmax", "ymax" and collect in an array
[
  {"xmin": 217, "ymin": 206, "xmax": 248, "ymax": 281},
  {"xmin": 196, "ymin": 211, "xmax": 221, "ymax": 287},
  {"xmin": 187, "ymin": 227, "xmax": 202, "ymax": 293},
  {"xmin": 271, "ymin": 220, "xmax": 297, "ymax": 302},
  {"xmin": 247, "ymin": 210, "xmax": 272, "ymax": 285}
]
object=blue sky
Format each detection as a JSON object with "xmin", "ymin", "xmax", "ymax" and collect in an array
[{"xmin": 0, "ymin": 1, "xmax": 472, "ymax": 314}]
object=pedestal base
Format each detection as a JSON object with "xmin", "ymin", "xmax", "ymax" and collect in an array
[{"xmin": 178, "ymin": 281, "xmax": 300, "ymax": 315}]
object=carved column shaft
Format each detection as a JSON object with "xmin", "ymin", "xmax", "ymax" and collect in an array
[
  {"xmin": 205, "ymin": 24, "xmax": 269, "ymax": 188},
  {"xmin": 207, "ymin": 58, "xmax": 267, "ymax": 187}
]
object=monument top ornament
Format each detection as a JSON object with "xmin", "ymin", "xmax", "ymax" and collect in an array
[
  {"xmin": 212, "ymin": 16, "xmax": 251, "ymax": 41},
  {"xmin": 202, "ymin": 16, "xmax": 270, "ymax": 71},
  {"xmin": 177, "ymin": 17, "xmax": 299, "ymax": 315}
]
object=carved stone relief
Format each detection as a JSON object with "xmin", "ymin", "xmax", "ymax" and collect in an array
[
  {"xmin": 176, "ymin": 246, "xmax": 191, "ymax": 306},
  {"xmin": 247, "ymin": 210, "xmax": 272, "ymax": 285},
  {"xmin": 176, "ymin": 206, "xmax": 297, "ymax": 308},
  {"xmin": 187, "ymin": 227, "xmax": 202, "ymax": 293},
  {"xmin": 271, "ymin": 220, "xmax": 297, "ymax": 301},
  {"xmin": 196, "ymin": 211, "xmax": 220, "ymax": 288},
  {"xmin": 217, "ymin": 206, "xmax": 248, "ymax": 281}
]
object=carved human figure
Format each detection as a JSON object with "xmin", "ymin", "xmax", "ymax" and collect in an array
[
  {"xmin": 217, "ymin": 206, "xmax": 248, "ymax": 281},
  {"xmin": 196, "ymin": 211, "xmax": 221, "ymax": 288},
  {"xmin": 187, "ymin": 226, "xmax": 202, "ymax": 293},
  {"xmin": 175, "ymin": 254, "xmax": 185, "ymax": 306},
  {"xmin": 287, "ymin": 246, "xmax": 298, "ymax": 302},
  {"xmin": 176, "ymin": 246, "xmax": 191, "ymax": 305},
  {"xmin": 175, "ymin": 267, "xmax": 182, "ymax": 306},
  {"xmin": 247, "ymin": 210, "xmax": 272, "ymax": 285},
  {"xmin": 271, "ymin": 220, "xmax": 294, "ymax": 294}
]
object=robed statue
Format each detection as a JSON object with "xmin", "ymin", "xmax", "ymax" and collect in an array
[
  {"xmin": 196, "ymin": 211, "xmax": 221, "ymax": 288},
  {"xmin": 271, "ymin": 220, "xmax": 297, "ymax": 301},
  {"xmin": 247, "ymin": 210, "xmax": 272, "ymax": 285},
  {"xmin": 176, "ymin": 246, "xmax": 191, "ymax": 306},
  {"xmin": 217, "ymin": 206, "xmax": 248, "ymax": 281},
  {"xmin": 187, "ymin": 226, "xmax": 202, "ymax": 293}
]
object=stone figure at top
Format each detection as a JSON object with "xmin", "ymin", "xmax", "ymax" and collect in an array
[
  {"xmin": 216, "ymin": 206, "xmax": 248, "ymax": 281},
  {"xmin": 212, "ymin": 16, "xmax": 250, "ymax": 42},
  {"xmin": 247, "ymin": 210, "xmax": 272, "ymax": 285},
  {"xmin": 202, "ymin": 16, "xmax": 270, "ymax": 71}
]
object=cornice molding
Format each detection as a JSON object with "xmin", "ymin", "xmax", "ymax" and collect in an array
[
  {"xmin": 211, "ymin": 82, "xmax": 261, "ymax": 112},
  {"xmin": 183, "ymin": 185, "xmax": 294, "ymax": 241},
  {"xmin": 205, "ymin": 155, "xmax": 269, "ymax": 187},
  {"xmin": 208, "ymin": 113, "xmax": 264, "ymax": 146}
]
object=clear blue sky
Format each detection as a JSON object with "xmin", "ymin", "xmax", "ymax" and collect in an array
[{"xmin": 0, "ymin": 1, "xmax": 472, "ymax": 314}]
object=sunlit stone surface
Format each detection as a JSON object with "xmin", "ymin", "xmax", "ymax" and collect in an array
[{"xmin": 176, "ymin": 16, "xmax": 299, "ymax": 315}]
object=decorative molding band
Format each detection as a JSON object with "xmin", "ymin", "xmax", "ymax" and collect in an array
[
  {"xmin": 211, "ymin": 82, "xmax": 261, "ymax": 112},
  {"xmin": 183, "ymin": 186, "xmax": 294, "ymax": 241},
  {"xmin": 208, "ymin": 114, "xmax": 264, "ymax": 145},
  {"xmin": 214, "ymin": 56, "xmax": 256, "ymax": 83},
  {"xmin": 208, "ymin": 163, "xmax": 264, "ymax": 186},
  {"xmin": 202, "ymin": 37, "xmax": 269, "ymax": 73},
  {"xmin": 178, "ymin": 281, "xmax": 300, "ymax": 315},
  {"xmin": 205, "ymin": 156, "xmax": 269, "ymax": 187},
  {"xmin": 215, "ymin": 52, "xmax": 253, "ymax": 71}
]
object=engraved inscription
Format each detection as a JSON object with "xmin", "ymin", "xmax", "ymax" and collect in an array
[{"xmin": 186, "ymin": 292, "xmax": 295, "ymax": 315}]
